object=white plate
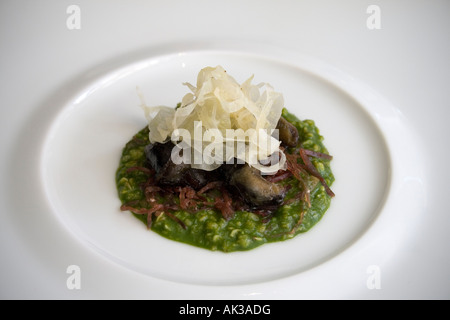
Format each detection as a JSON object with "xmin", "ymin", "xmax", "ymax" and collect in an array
[{"xmin": 41, "ymin": 46, "xmax": 417, "ymax": 286}]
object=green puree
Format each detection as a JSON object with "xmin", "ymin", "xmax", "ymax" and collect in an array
[{"xmin": 116, "ymin": 109, "xmax": 334, "ymax": 252}]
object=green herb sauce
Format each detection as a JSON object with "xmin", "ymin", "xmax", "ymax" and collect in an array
[{"xmin": 115, "ymin": 109, "xmax": 334, "ymax": 252}]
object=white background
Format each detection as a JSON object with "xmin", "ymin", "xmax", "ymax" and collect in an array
[{"xmin": 0, "ymin": 0, "xmax": 449, "ymax": 299}]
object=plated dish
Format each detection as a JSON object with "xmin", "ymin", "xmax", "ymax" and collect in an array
[
  {"xmin": 41, "ymin": 49, "xmax": 393, "ymax": 285},
  {"xmin": 116, "ymin": 66, "xmax": 335, "ymax": 252}
]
